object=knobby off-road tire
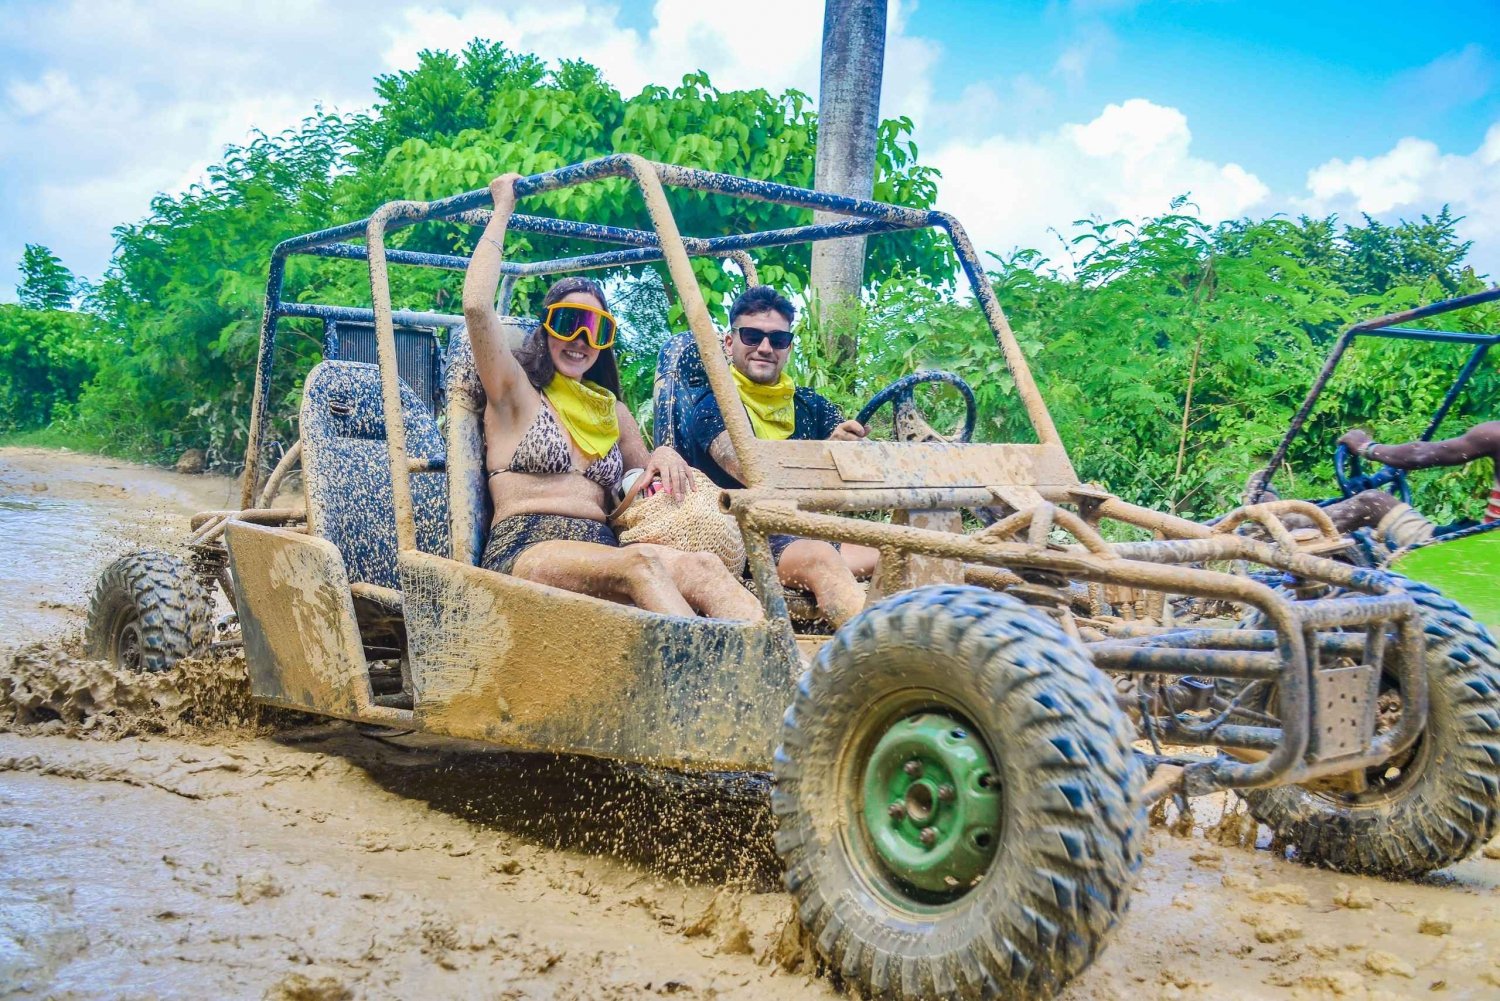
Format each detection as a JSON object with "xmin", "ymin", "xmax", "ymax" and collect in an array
[
  {"xmin": 773, "ymin": 586, "xmax": 1145, "ymax": 1001},
  {"xmin": 85, "ymin": 550, "xmax": 215, "ymax": 673},
  {"xmin": 1239, "ymin": 576, "xmax": 1500, "ymax": 877}
]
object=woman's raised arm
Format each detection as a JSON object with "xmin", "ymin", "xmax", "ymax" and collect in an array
[{"xmin": 462, "ymin": 173, "xmax": 531, "ymax": 416}]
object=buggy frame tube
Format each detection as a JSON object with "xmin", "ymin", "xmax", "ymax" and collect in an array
[
  {"xmin": 1253, "ymin": 285, "xmax": 1500, "ymax": 500},
  {"xmin": 257, "ymin": 154, "xmax": 1074, "ymax": 517},
  {"xmin": 724, "ymin": 494, "xmax": 1427, "ymax": 793},
  {"xmin": 241, "ymin": 252, "xmax": 287, "ymax": 509}
]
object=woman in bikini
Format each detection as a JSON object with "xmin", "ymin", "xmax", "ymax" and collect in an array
[{"xmin": 462, "ymin": 173, "xmax": 763, "ymax": 621}]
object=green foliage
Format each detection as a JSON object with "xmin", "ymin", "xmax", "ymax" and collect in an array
[
  {"xmin": 49, "ymin": 41, "xmax": 942, "ymax": 464},
  {"xmin": 17, "ymin": 245, "xmax": 77, "ymax": 311},
  {"xmin": 0, "ymin": 304, "xmax": 104, "ymax": 431},
  {"xmin": 786, "ymin": 208, "xmax": 1494, "ymax": 522}
]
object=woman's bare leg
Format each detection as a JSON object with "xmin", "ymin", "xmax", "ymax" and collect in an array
[
  {"xmin": 633, "ymin": 545, "xmax": 764, "ymax": 621},
  {"xmin": 510, "ymin": 540, "xmax": 695, "ymax": 617},
  {"xmin": 841, "ymin": 543, "xmax": 880, "ymax": 579}
]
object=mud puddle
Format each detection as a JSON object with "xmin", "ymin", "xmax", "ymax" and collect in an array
[
  {"xmin": 2, "ymin": 446, "xmax": 1499, "ymax": 1000},
  {"xmin": 0, "ymin": 447, "xmax": 237, "ymax": 647}
]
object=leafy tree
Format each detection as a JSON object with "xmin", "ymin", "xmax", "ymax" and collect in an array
[
  {"xmin": 17, "ymin": 244, "xmax": 76, "ymax": 311},
  {"xmin": 1340, "ymin": 208, "xmax": 1474, "ymax": 296},
  {"xmin": 0, "ymin": 304, "xmax": 101, "ymax": 431},
  {"xmin": 65, "ymin": 41, "xmax": 945, "ymax": 462}
]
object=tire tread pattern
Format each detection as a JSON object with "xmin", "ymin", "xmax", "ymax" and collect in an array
[
  {"xmin": 85, "ymin": 550, "xmax": 215, "ymax": 672},
  {"xmin": 1243, "ymin": 576, "xmax": 1500, "ymax": 877},
  {"xmin": 773, "ymin": 585, "xmax": 1145, "ymax": 1001}
]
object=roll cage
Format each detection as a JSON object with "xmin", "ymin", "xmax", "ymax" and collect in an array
[{"xmin": 1253, "ymin": 285, "xmax": 1500, "ymax": 501}]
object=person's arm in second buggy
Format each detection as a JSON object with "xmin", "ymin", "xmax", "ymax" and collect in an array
[{"xmin": 1340, "ymin": 422, "xmax": 1500, "ymax": 472}]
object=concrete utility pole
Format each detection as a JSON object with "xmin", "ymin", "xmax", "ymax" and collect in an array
[{"xmin": 811, "ymin": 0, "xmax": 887, "ymax": 360}]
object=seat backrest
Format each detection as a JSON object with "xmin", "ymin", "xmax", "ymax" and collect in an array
[
  {"xmin": 652, "ymin": 333, "xmax": 714, "ymax": 451},
  {"xmin": 443, "ymin": 318, "xmax": 538, "ymax": 566},
  {"xmin": 328, "ymin": 321, "xmax": 443, "ymax": 414},
  {"xmin": 300, "ymin": 361, "xmax": 448, "ymax": 588}
]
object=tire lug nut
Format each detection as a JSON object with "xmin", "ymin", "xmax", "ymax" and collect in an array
[
  {"xmin": 887, "ymin": 802, "xmax": 906, "ymax": 820},
  {"xmin": 903, "ymin": 760, "xmax": 923, "ymax": 778},
  {"xmin": 937, "ymin": 784, "xmax": 956, "ymax": 802},
  {"xmin": 919, "ymin": 826, "xmax": 938, "ymax": 847}
]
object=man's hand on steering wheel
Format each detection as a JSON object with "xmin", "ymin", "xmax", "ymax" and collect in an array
[
  {"xmin": 828, "ymin": 419, "xmax": 868, "ymax": 442},
  {"xmin": 1338, "ymin": 428, "xmax": 1373, "ymax": 454}
]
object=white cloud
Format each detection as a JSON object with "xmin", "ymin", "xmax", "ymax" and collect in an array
[
  {"xmin": 928, "ymin": 98, "xmax": 1270, "ymax": 265},
  {"xmin": 1052, "ymin": 28, "xmax": 1112, "ymax": 88},
  {"xmin": 382, "ymin": 1, "xmax": 826, "ymax": 99},
  {"xmin": 2, "ymin": 0, "xmax": 1492, "ymax": 304},
  {"xmin": 1392, "ymin": 43, "xmax": 1495, "ymax": 114},
  {"xmin": 0, "ymin": 0, "xmax": 385, "ymax": 295},
  {"xmin": 1299, "ymin": 124, "xmax": 1500, "ymax": 270}
]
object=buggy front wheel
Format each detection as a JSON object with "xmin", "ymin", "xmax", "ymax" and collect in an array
[
  {"xmin": 85, "ymin": 550, "xmax": 214, "ymax": 673},
  {"xmin": 773, "ymin": 586, "xmax": 1144, "ymax": 1001}
]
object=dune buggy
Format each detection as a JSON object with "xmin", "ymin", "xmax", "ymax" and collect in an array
[
  {"xmin": 1251, "ymin": 286, "xmax": 1499, "ymax": 630},
  {"xmin": 87, "ymin": 157, "xmax": 1500, "ymax": 1001}
]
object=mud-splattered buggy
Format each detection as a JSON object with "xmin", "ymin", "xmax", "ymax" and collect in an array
[
  {"xmin": 1248, "ymin": 287, "xmax": 1499, "ymax": 631},
  {"xmin": 88, "ymin": 157, "xmax": 1500, "ymax": 1001}
]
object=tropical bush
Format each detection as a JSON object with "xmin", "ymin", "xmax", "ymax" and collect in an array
[
  {"xmin": 791, "ymin": 207, "xmax": 1494, "ymax": 522},
  {"xmin": 6, "ymin": 40, "xmax": 1495, "ymax": 524}
]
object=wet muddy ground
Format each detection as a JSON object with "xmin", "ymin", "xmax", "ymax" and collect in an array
[{"xmin": 2, "ymin": 446, "xmax": 1499, "ymax": 1000}]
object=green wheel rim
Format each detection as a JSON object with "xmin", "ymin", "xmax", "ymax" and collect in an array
[{"xmin": 858, "ymin": 710, "xmax": 1002, "ymax": 896}]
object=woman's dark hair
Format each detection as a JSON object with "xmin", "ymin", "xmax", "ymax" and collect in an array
[
  {"xmin": 729, "ymin": 284, "xmax": 796, "ymax": 325},
  {"xmin": 514, "ymin": 276, "xmax": 621, "ymax": 397}
]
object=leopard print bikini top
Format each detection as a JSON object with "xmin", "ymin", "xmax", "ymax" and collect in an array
[{"xmin": 490, "ymin": 401, "xmax": 623, "ymax": 491}]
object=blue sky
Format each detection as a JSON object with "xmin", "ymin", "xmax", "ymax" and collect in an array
[
  {"xmin": 913, "ymin": 1, "xmax": 1498, "ymax": 185},
  {"xmin": 942, "ymin": 2, "xmax": 1497, "ymax": 184},
  {"xmin": 2, "ymin": 0, "xmax": 1497, "ymax": 301}
]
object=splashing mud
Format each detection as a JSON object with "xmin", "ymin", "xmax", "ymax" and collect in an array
[
  {"xmin": 4, "ymin": 445, "xmax": 1500, "ymax": 1000},
  {"xmin": 0, "ymin": 638, "xmax": 265, "ymax": 737}
]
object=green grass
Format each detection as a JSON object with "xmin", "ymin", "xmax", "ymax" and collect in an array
[{"xmin": 0, "ymin": 424, "xmax": 113, "ymax": 453}]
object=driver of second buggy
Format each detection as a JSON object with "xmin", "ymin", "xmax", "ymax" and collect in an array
[{"xmin": 680, "ymin": 285, "xmax": 879, "ymax": 627}]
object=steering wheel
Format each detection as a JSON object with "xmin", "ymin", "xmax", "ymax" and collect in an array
[
  {"xmin": 854, "ymin": 371, "xmax": 978, "ymax": 444},
  {"xmin": 1333, "ymin": 443, "xmax": 1412, "ymax": 505}
]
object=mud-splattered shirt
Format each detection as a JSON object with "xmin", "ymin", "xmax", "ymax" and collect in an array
[{"xmin": 683, "ymin": 385, "xmax": 843, "ymax": 489}]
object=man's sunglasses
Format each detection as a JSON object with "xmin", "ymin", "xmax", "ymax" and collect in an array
[
  {"xmin": 735, "ymin": 326, "xmax": 794, "ymax": 351},
  {"xmin": 543, "ymin": 302, "xmax": 618, "ymax": 350}
]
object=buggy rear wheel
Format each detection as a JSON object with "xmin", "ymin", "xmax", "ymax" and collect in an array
[
  {"xmin": 85, "ymin": 550, "xmax": 215, "ymax": 673},
  {"xmin": 1234, "ymin": 577, "xmax": 1500, "ymax": 877},
  {"xmin": 773, "ymin": 586, "xmax": 1144, "ymax": 1001}
]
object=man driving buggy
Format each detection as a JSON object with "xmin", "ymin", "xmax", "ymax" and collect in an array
[
  {"xmin": 1328, "ymin": 420, "xmax": 1500, "ymax": 551},
  {"xmin": 681, "ymin": 285, "xmax": 879, "ymax": 626}
]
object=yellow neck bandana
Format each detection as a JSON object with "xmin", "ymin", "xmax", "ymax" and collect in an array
[
  {"xmin": 542, "ymin": 374, "xmax": 619, "ymax": 460},
  {"xmin": 731, "ymin": 365, "xmax": 796, "ymax": 440}
]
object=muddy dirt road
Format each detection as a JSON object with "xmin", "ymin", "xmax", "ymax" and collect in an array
[{"xmin": 2, "ymin": 446, "xmax": 1498, "ymax": 1000}]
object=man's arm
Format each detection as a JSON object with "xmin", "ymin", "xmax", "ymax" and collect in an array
[
  {"xmin": 808, "ymin": 390, "xmax": 866, "ymax": 442},
  {"xmin": 708, "ymin": 431, "xmax": 746, "ymax": 483},
  {"xmin": 1341, "ymin": 422, "xmax": 1500, "ymax": 470}
]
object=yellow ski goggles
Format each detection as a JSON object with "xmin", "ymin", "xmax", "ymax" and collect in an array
[{"xmin": 543, "ymin": 301, "xmax": 618, "ymax": 350}]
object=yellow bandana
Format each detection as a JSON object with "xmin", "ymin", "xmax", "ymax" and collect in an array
[
  {"xmin": 731, "ymin": 365, "xmax": 796, "ymax": 440},
  {"xmin": 542, "ymin": 374, "xmax": 619, "ymax": 460}
]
